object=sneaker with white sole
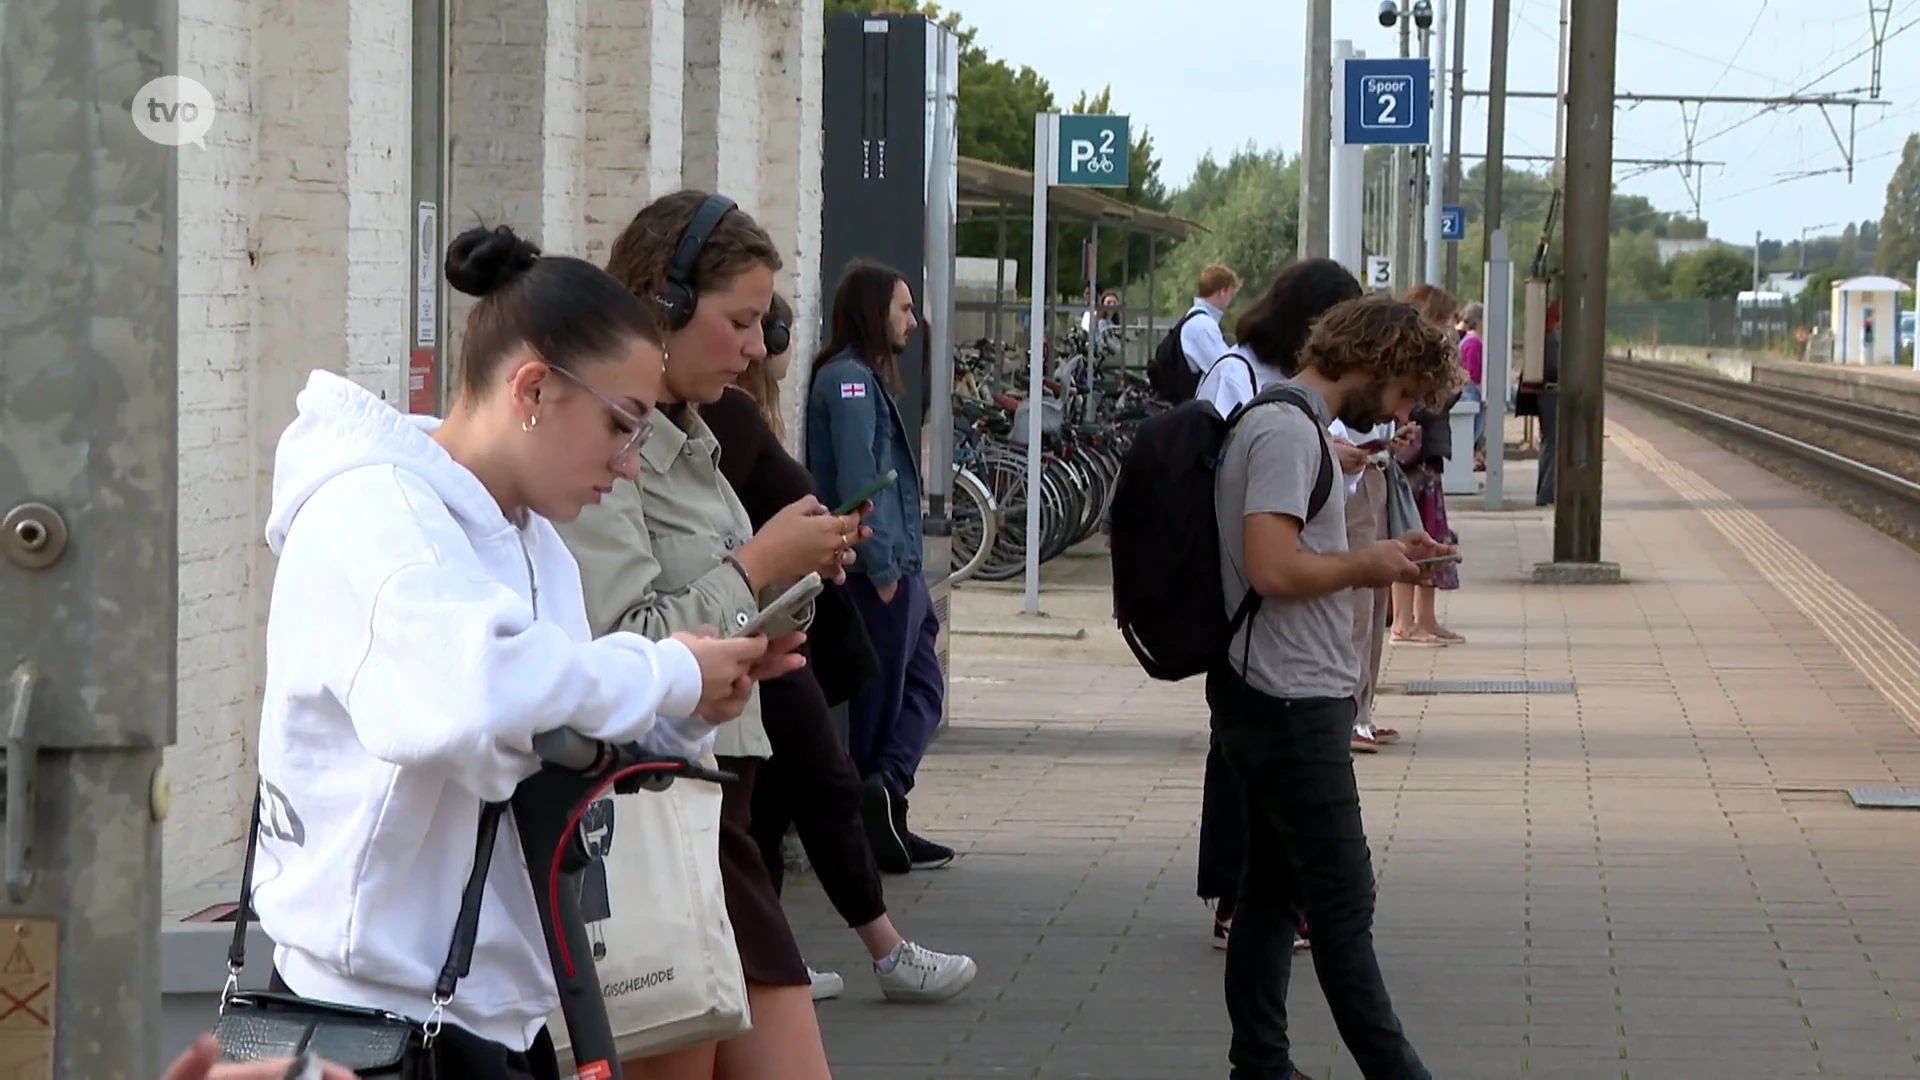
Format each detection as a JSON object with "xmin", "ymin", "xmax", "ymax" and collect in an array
[
  {"xmin": 875, "ymin": 942, "xmax": 977, "ymax": 1003},
  {"xmin": 807, "ymin": 966, "xmax": 844, "ymax": 1001},
  {"xmin": 1350, "ymin": 726, "xmax": 1381, "ymax": 754}
]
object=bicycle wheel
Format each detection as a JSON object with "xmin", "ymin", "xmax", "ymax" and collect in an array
[{"xmin": 949, "ymin": 466, "xmax": 998, "ymax": 585}]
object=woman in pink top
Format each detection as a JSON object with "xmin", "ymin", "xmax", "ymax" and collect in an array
[{"xmin": 1458, "ymin": 302, "xmax": 1486, "ymax": 468}]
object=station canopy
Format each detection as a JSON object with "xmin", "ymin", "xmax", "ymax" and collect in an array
[{"xmin": 956, "ymin": 156, "xmax": 1205, "ymax": 242}]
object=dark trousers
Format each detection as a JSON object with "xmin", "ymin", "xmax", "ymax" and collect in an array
[
  {"xmin": 843, "ymin": 572, "xmax": 943, "ymax": 796},
  {"xmin": 1205, "ymin": 668, "xmax": 1428, "ymax": 1080},
  {"xmin": 752, "ymin": 667, "xmax": 889, "ymax": 928},
  {"xmin": 1197, "ymin": 731, "xmax": 1245, "ymax": 914},
  {"xmin": 1536, "ymin": 388, "xmax": 1559, "ymax": 506}
]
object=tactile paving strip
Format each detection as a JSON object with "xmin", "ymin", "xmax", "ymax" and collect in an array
[
  {"xmin": 1402, "ymin": 679, "xmax": 1576, "ymax": 695},
  {"xmin": 1846, "ymin": 787, "xmax": 1920, "ymax": 810}
]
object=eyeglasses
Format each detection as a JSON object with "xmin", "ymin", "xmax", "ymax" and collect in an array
[{"xmin": 548, "ymin": 364, "xmax": 653, "ymax": 463}]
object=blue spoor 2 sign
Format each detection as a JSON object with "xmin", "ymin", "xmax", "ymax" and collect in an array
[{"xmin": 1342, "ymin": 57, "xmax": 1431, "ymax": 146}]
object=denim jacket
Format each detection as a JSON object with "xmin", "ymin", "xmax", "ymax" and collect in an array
[{"xmin": 806, "ymin": 352, "xmax": 924, "ymax": 590}]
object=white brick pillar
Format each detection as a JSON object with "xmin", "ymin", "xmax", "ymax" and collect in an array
[
  {"xmin": 168, "ymin": 0, "xmax": 414, "ymax": 889},
  {"xmin": 682, "ymin": 0, "xmax": 767, "ymax": 206},
  {"xmin": 754, "ymin": 0, "xmax": 825, "ymax": 441},
  {"xmin": 580, "ymin": 0, "xmax": 686, "ymax": 266}
]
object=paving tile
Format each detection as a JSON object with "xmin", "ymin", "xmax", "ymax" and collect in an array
[{"xmin": 784, "ymin": 414, "xmax": 1920, "ymax": 1077}]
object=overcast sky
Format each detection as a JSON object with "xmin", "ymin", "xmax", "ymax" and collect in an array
[{"xmin": 951, "ymin": 0, "xmax": 1915, "ymax": 249}]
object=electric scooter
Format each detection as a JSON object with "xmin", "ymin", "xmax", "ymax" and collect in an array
[{"xmin": 517, "ymin": 729, "xmax": 736, "ymax": 1080}]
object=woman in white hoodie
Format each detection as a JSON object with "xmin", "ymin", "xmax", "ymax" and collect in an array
[{"xmin": 247, "ymin": 223, "xmax": 795, "ymax": 1079}]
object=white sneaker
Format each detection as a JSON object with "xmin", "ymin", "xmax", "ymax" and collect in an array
[
  {"xmin": 807, "ymin": 966, "xmax": 844, "ymax": 1001},
  {"xmin": 874, "ymin": 942, "xmax": 977, "ymax": 1003}
]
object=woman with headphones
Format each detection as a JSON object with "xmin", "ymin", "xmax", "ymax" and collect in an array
[{"xmin": 555, "ymin": 191, "xmax": 850, "ymax": 1080}]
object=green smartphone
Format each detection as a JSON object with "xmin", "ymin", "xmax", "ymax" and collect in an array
[{"xmin": 833, "ymin": 469, "xmax": 899, "ymax": 516}]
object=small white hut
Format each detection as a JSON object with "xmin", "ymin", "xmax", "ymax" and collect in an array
[{"xmin": 1830, "ymin": 275, "xmax": 1912, "ymax": 365}]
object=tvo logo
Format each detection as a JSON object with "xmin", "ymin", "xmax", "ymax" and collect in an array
[{"xmin": 132, "ymin": 76, "xmax": 218, "ymax": 149}]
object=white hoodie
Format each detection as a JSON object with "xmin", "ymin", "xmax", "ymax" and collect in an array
[{"xmin": 251, "ymin": 370, "xmax": 713, "ymax": 1051}]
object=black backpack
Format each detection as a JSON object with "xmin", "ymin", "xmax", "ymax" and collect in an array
[
  {"xmin": 1108, "ymin": 384, "xmax": 1336, "ymax": 682},
  {"xmin": 1147, "ymin": 309, "xmax": 1207, "ymax": 403}
]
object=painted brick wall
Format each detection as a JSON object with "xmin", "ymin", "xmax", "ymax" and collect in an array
[
  {"xmin": 165, "ymin": 0, "xmax": 825, "ymax": 895},
  {"xmin": 751, "ymin": 0, "xmax": 824, "ymax": 446},
  {"xmin": 580, "ymin": 0, "xmax": 685, "ymax": 265},
  {"xmin": 168, "ymin": 0, "xmax": 414, "ymax": 893},
  {"xmin": 172, "ymin": 0, "xmax": 259, "ymax": 892}
]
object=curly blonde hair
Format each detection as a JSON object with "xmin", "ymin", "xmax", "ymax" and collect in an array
[{"xmin": 1299, "ymin": 294, "xmax": 1461, "ymax": 409}]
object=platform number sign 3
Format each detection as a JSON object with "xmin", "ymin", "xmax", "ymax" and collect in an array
[{"xmin": 1367, "ymin": 256, "xmax": 1393, "ymax": 292}]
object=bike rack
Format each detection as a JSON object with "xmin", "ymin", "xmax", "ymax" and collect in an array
[{"xmin": 519, "ymin": 729, "xmax": 735, "ymax": 1080}]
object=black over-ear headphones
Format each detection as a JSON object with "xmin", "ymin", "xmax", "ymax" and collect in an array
[
  {"xmin": 762, "ymin": 312, "xmax": 792, "ymax": 358},
  {"xmin": 654, "ymin": 192, "xmax": 738, "ymax": 332}
]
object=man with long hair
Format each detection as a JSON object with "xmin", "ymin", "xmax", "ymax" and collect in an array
[{"xmin": 805, "ymin": 260, "xmax": 958, "ymax": 876}]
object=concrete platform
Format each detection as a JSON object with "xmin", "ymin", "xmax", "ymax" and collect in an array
[{"xmin": 789, "ymin": 400, "xmax": 1920, "ymax": 1078}]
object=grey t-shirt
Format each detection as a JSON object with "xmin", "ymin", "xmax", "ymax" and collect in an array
[{"xmin": 1214, "ymin": 382, "xmax": 1361, "ymax": 700}]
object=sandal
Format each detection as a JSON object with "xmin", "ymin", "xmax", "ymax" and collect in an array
[
  {"xmin": 1432, "ymin": 627, "xmax": 1467, "ymax": 643},
  {"xmin": 1390, "ymin": 629, "xmax": 1449, "ymax": 647}
]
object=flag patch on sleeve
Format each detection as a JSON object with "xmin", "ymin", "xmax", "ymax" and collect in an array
[{"xmin": 840, "ymin": 381, "xmax": 867, "ymax": 399}]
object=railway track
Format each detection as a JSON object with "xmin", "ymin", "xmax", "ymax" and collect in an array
[{"xmin": 1606, "ymin": 359, "xmax": 1920, "ymax": 534}]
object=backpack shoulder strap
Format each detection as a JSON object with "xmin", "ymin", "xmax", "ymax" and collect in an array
[{"xmin": 1226, "ymin": 385, "xmax": 1337, "ymax": 522}]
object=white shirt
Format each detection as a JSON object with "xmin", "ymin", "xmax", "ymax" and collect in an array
[
  {"xmin": 1195, "ymin": 346, "xmax": 1288, "ymax": 417},
  {"xmin": 1328, "ymin": 418, "xmax": 1397, "ymax": 497},
  {"xmin": 253, "ymin": 371, "xmax": 712, "ymax": 1051},
  {"xmin": 1179, "ymin": 298, "xmax": 1231, "ymax": 374}
]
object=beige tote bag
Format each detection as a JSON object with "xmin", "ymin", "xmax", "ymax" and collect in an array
[{"xmin": 550, "ymin": 770, "xmax": 750, "ymax": 1072}]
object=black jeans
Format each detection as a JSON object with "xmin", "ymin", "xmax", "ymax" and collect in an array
[
  {"xmin": 1197, "ymin": 731, "xmax": 1245, "ymax": 914},
  {"xmin": 1205, "ymin": 668, "xmax": 1428, "ymax": 1080},
  {"xmin": 752, "ymin": 665, "xmax": 889, "ymax": 928}
]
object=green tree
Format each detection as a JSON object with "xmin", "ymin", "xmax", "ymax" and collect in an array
[
  {"xmin": 1668, "ymin": 246, "xmax": 1751, "ymax": 300},
  {"xmin": 1607, "ymin": 230, "xmax": 1669, "ymax": 303},
  {"xmin": 1153, "ymin": 147, "xmax": 1299, "ymax": 316},
  {"xmin": 1875, "ymin": 133, "xmax": 1920, "ymax": 277}
]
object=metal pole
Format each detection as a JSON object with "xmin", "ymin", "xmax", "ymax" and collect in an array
[
  {"xmin": 1024, "ymin": 112, "xmax": 1052, "ymax": 616},
  {"xmin": 1752, "ymin": 230, "xmax": 1762, "ymax": 293},
  {"xmin": 1549, "ymin": 0, "xmax": 1573, "ymax": 187},
  {"xmin": 1483, "ymin": 229, "xmax": 1512, "ymax": 509},
  {"xmin": 1391, "ymin": 16, "xmax": 1412, "ymax": 292},
  {"xmin": 1445, "ymin": 0, "xmax": 1468, "ymax": 293},
  {"xmin": 1482, "ymin": 0, "xmax": 1511, "ymax": 266},
  {"xmin": 1551, "ymin": 0, "xmax": 1617, "ymax": 567},
  {"xmin": 1424, "ymin": 0, "xmax": 1449, "ymax": 286},
  {"xmin": 2, "ymin": 0, "xmax": 177, "ymax": 1075},
  {"xmin": 1298, "ymin": 0, "xmax": 1334, "ymax": 258},
  {"xmin": 1413, "ymin": 25, "xmax": 1432, "ymax": 286},
  {"xmin": 1329, "ymin": 41, "xmax": 1366, "ymax": 278}
]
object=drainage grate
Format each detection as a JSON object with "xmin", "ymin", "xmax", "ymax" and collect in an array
[
  {"xmin": 1403, "ymin": 679, "xmax": 1576, "ymax": 695},
  {"xmin": 1847, "ymin": 787, "xmax": 1920, "ymax": 810}
]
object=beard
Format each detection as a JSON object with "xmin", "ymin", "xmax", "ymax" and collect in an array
[{"xmin": 1334, "ymin": 381, "xmax": 1390, "ymax": 430}]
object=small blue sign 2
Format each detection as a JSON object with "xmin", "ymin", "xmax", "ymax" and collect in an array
[
  {"xmin": 1341, "ymin": 57, "xmax": 1431, "ymax": 146},
  {"xmin": 1441, "ymin": 205, "xmax": 1466, "ymax": 242}
]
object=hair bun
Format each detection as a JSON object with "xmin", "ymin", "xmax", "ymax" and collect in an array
[{"xmin": 445, "ymin": 225, "xmax": 542, "ymax": 298}]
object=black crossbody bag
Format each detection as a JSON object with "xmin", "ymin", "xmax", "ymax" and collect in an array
[{"xmin": 212, "ymin": 784, "xmax": 505, "ymax": 1078}]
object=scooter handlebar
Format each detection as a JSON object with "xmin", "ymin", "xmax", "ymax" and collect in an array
[
  {"xmin": 531, "ymin": 728, "xmax": 604, "ymax": 771},
  {"xmin": 530, "ymin": 728, "xmax": 738, "ymax": 786}
]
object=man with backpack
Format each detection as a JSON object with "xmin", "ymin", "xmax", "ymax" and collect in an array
[
  {"xmin": 1148, "ymin": 264, "xmax": 1240, "ymax": 403},
  {"xmin": 1108, "ymin": 294, "xmax": 1459, "ymax": 1080}
]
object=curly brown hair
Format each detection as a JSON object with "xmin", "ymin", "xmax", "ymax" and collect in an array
[
  {"xmin": 603, "ymin": 190, "xmax": 783, "ymax": 324},
  {"xmin": 1298, "ymin": 294, "xmax": 1461, "ymax": 409}
]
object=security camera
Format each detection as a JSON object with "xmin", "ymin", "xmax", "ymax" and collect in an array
[
  {"xmin": 1377, "ymin": 0, "xmax": 1399, "ymax": 27},
  {"xmin": 1411, "ymin": 0, "xmax": 1434, "ymax": 29}
]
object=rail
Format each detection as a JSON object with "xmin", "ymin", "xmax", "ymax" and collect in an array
[
  {"xmin": 1607, "ymin": 371, "xmax": 1920, "ymax": 510},
  {"xmin": 1610, "ymin": 358, "xmax": 1920, "ymax": 454}
]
